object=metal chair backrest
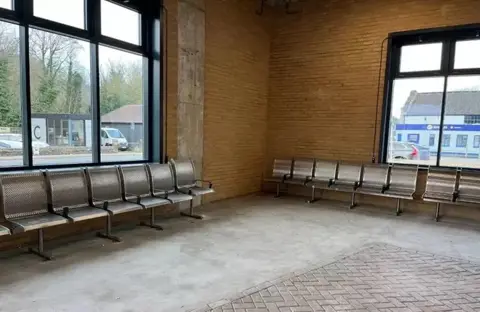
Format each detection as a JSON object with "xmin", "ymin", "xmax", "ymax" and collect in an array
[
  {"xmin": 336, "ymin": 162, "xmax": 362, "ymax": 182},
  {"xmin": 148, "ymin": 163, "xmax": 176, "ymax": 193},
  {"xmin": 170, "ymin": 159, "xmax": 196, "ymax": 188},
  {"xmin": 291, "ymin": 158, "xmax": 314, "ymax": 179},
  {"xmin": 47, "ymin": 169, "xmax": 89, "ymax": 211},
  {"xmin": 458, "ymin": 170, "xmax": 480, "ymax": 201},
  {"xmin": 120, "ymin": 164, "xmax": 151, "ymax": 197},
  {"xmin": 424, "ymin": 168, "xmax": 458, "ymax": 200},
  {"xmin": 270, "ymin": 158, "xmax": 293, "ymax": 179},
  {"xmin": 86, "ymin": 166, "xmax": 122, "ymax": 202},
  {"xmin": 388, "ymin": 165, "xmax": 418, "ymax": 193},
  {"xmin": 0, "ymin": 171, "xmax": 49, "ymax": 219},
  {"xmin": 361, "ymin": 164, "xmax": 388, "ymax": 188},
  {"xmin": 312, "ymin": 160, "xmax": 337, "ymax": 181}
]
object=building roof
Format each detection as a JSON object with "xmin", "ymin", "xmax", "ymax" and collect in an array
[
  {"xmin": 101, "ymin": 104, "xmax": 143, "ymax": 123},
  {"xmin": 403, "ymin": 90, "xmax": 480, "ymax": 116}
]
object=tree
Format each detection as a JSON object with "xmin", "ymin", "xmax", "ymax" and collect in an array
[
  {"xmin": 0, "ymin": 58, "xmax": 19, "ymax": 127},
  {"xmin": 0, "ymin": 22, "xmax": 20, "ymax": 128}
]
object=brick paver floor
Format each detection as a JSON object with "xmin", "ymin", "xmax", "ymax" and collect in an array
[{"xmin": 207, "ymin": 244, "xmax": 480, "ymax": 312}]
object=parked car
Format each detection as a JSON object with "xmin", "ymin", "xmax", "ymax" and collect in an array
[
  {"xmin": 390, "ymin": 141, "xmax": 430, "ymax": 161},
  {"xmin": 101, "ymin": 127, "xmax": 129, "ymax": 151},
  {"xmin": 0, "ymin": 133, "xmax": 49, "ymax": 149}
]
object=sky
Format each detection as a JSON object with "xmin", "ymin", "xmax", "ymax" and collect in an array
[
  {"xmin": 392, "ymin": 41, "xmax": 480, "ymax": 118},
  {"xmin": 0, "ymin": 0, "xmax": 142, "ymax": 67}
]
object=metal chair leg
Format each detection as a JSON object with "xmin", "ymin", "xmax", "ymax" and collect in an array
[
  {"xmin": 181, "ymin": 199, "xmax": 204, "ymax": 220},
  {"xmin": 307, "ymin": 187, "xmax": 317, "ymax": 203},
  {"xmin": 435, "ymin": 202, "xmax": 441, "ymax": 222},
  {"xmin": 28, "ymin": 229, "xmax": 53, "ymax": 261},
  {"xmin": 140, "ymin": 207, "xmax": 164, "ymax": 230},
  {"xmin": 396, "ymin": 198, "xmax": 402, "ymax": 216},
  {"xmin": 349, "ymin": 192, "xmax": 357, "ymax": 209},
  {"xmin": 97, "ymin": 214, "xmax": 121, "ymax": 242},
  {"xmin": 274, "ymin": 183, "xmax": 281, "ymax": 198}
]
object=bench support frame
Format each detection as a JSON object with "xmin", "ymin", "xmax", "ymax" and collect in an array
[
  {"xmin": 96, "ymin": 214, "xmax": 121, "ymax": 242},
  {"xmin": 350, "ymin": 192, "xmax": 357, "ymax": 209},
  {"xmin": 435, "ymin": 202, "xmax": 441, "ymax": 222},
  {"xmin": 396, "ymin": 198, "xmax": 403, "ymax": 216},
  {"xmin": 140, "ymin": 207, "xmax": 164, "ymax": 230},
  {"xmin": 28, "ymin": 229, "xmax": 53, "ymax": 261},
  {"xmin": 181, "ymin": 199, "xmax": 204, "ymax": 220}
]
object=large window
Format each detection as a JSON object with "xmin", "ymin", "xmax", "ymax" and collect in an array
[
  {"xmin": 0, "ymin": 0, "xmax": 161, "ymax": 169},
  {"xmin": 383, "ymin": 26, "xmax": 480, "ymax": 168}
]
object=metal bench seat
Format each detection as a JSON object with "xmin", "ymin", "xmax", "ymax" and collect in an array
[
  {"xmin": 284, "ymin": 158, "xmax": 314, "ymax": 186},
  {"xmin": 170, "ymin": 159, "xmax": 214, "ymax": 219},
  {"xmin": 120, "ymin": 164, "xmax": 171, "ymax": 230},
  {"xmin": 457, "ymin": 170, "xmax": 480, "ymax": 204},
  {"xmin": 306, "ymin": 160, "xmax": 337, "ymax": 203},
  {"xmin": 0, "ymin": 171, "xmax": 69, "ymax": 260},
  {"xmin": 383, "ymin": 165, "xmax": 418, "ymax": 216},
  {"xmin": 87, "ymin": 166, "xmax": 143, "ymax": 241},
  {"xmin": 148, "ymin": 163, "xmax": 193, "ymax": 202},
  {"xmin": 329, "ymin": 163, "xmax": 361, "ymax": 208},
  {"xmin": 263, "ymin": 158, "xmax": 293, "ymax": 196},
  {"xmin": 355, "ymin": 164, "xmax": 388, "ymax": 195},
  {"xmin": 0, "ymin": 224, "xmax": 9, "ymax": 236},
  {"xmin": 424, "ymin": 168, "xmax": 459, "ymax": 221},
  {"xmin": 47, "ymin": 169, "xmax": 109, "ymax": 223}
]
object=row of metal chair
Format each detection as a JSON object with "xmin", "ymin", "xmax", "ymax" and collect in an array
[
  {"xmin": 264, "ymin": 158, "xmax": 480, "ymax": 221},
  {"xmin": 0, "ymin": 159, "xmax": 214, "ymax": 260}
]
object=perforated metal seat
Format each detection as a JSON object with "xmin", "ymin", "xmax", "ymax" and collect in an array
[
  {"xmin": 423, "ymin": 168, "xmax": 459, "ymax": 222},
  {"xmin": 384, "ymin": 165, "xmax": 418, "ymax": 199},
  {"xmin": 305, "ymin": 160, "xmax": 337, "ymax": 203},
  {"xmin": 457, "ymin": 170, "xmax": 480, "ymax": 204},
  {"xmin": 0, "ymin": 171, "xmax": 69, "ymax": 260},
  {"xmin": 264, "ymin": 158, "xmax": 293, "ymax": 196},
  {"xmin": 330, "ymin": 163, "xmax": 361, "ymax": 191},
  {"xmin": 47, "ymin": 169, "xmax": 108, "ymax": 222},
  {"xmin": 0, "ymin": 224, "xmax": 9, "ymax": 236},
  {"xmin": 148, "ymin": 163, "xmax": 193, "ymax": 203},
  {"xmin": 86, "ymin": 166, "xmax": 143, "ymax": 241},
  {"xmin": 120, "ymin": 164, "xmax": 170, "ymax": 230},
  {"xmin": 284, "ymin": 158, "xmax": 314, "ymax": 185},
  {"xmin": 356, "ymin": 164, "xmax": 388, "ymax": 195}
]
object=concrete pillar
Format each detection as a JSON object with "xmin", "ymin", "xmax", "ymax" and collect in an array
[{"xmin": 177, "ymin": 0, "xmax": 205, "ymax": 206}]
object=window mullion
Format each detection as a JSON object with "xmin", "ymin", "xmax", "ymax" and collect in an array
[{"xmin": 19, "ymin": 25, "xmax": 33, "ymax": 166}]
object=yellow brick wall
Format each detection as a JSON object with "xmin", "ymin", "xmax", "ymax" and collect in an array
[
  {"xmin": 267, "ymin": 0, "xmax": 480, "ymax": 165},
  {"xmin": 203, "ymin": 0, "xmax": 272, "ymax": 201}
]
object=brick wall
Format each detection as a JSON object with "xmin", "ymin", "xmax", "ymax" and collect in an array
[
  {"xmin": 203, "ymin": 0, "xmax": 272, "ymax": 201},
  {"xmin": 267, "ymin": 0, "xmax": 480, "ymax": 165}
]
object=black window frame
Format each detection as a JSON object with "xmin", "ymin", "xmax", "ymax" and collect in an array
[
  {"xmin": 380, "ymin": 23, "xmax": 480, "ymax": 168},
  {"xmin": 0, "ymin": 0, "xmax": 164, "ymax": 171}
]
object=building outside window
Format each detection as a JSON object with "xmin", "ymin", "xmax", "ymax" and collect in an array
[
  {"xmin": 383, "ymin": 26, "xmax": 480, "ymax": 168},
  {"xmin": 0, "ymin": 0, "xmax": 161, "ymax": 168}
]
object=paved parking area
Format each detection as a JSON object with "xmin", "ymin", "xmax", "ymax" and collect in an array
[{"xmin": 206, "ymin": 243, "xmax": 480, "ymax": 312}]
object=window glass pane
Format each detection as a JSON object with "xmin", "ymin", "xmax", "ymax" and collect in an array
[
  {"xmin": 34, "ymin": 0, "xmax": 85, "ymax": 29},
  {"xmin": 400, "ymin": 43, "xmax": 442, "ymax": 73},
  {"xmin": 387, "ymin": 77, "xmax": 445, "ymax": 165},
  {"xmin": 101, "ymin": 0, "xmax": 140, "ymax": 45},
  {"xmin": 29, "ymin": 28, "xmax": 92, "ymax": 165},
  {"xmin": 429, "ymin": 134, "xmax": 435, "ymax": 147},
  {"xmin": 440, "ymin": 75, "xmax": 480, "ymax": 168},
  {"xmin": 442, "ymin": 134, "xmax": 451, "ymax": 147},
  {"xmin": 99, "ymin": 45, "xmax": 144, "ymax": 162},
  {"xmin": 454, "ymin": 40, "xmax": 480, "ymax": 69},
  {"xmin": 0, "ymin": 0, "xmax": 12, "ymax": 9},
  {"xmin": 0, "ymin": 21, "xmax": 22, "ymax": 167},
  {"xmin": 474, "ymin": 135, "xmax": 480, "ymax": 148}
]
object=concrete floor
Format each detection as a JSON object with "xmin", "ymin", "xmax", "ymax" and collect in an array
[{"xmin": 1, "ymin": 195, "xmax": 480, "ymax": 312}]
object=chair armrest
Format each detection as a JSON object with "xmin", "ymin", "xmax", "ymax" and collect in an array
[
  {"xmin": 282, "ymin": 174, "xmax": 291, "ymax": 182},
  {"xmin": 93, "ymin": 198, "xmax": 109, "ymax": 210},
  {"xmin": 353, "ymin": 181, "xmax": 359, "ymax": 190},
  {"xmin": 125, "ymin": 193, "xmax": 141, "ymax": 204},
  {"xmin": 177, "ymin": 188, "xmax": 192, "ymax": 195},
  {"xmin": 153, "ymin": 189, "xmax": 169, "ymax": 199},
  {"xmin": 453, "ymin": 190, "xmax": 459, "ymax": 202},
  {"xmin": 304, "ymin": 176, "xmax": 313, "ymax": 185},
  {"xmin": 62, "ymin": 207, "xmax": 70, "ymax": 218},
  {"xmin": 195, "ymin": 179, "xmax": 213, "ymax": 188},
  {"xmin": 328, "ymin": 178, "xmax": 334, "ymax": 187},
  {"xmin": 381, "ymin": 184, "xmax": 390, "ymax": 193}
]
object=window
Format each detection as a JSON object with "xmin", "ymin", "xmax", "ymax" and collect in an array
[
  {"xmin": 400, "ymin": 43, "xmax": 442, "ymax": 73},
  {"xmin": 34, "ymin": 0, "xmax": 85, "ymax": 29},
  {"xmin": 429, "ymin": 134, "xmax": 435, "ymax": 147},
  {"xmin": 99, "ymin": 46, "xmax": 145, "ymax": 161},
  {"xmin": 0, "ymin": 0, "xmax": 12, "ymax": 9},
  {"xmin": 474, "ymin": 135, "xmax": 480, "ymax": 148},
  {"xmin": 383, "ymin": 26, "xmax": 480, "ymax": 169},
  {"xmin": 101, "ymin": 0, "xmax": 140, "ymax": 45},
  {"xmin": 456, "ymin": 135, "xmax": 468, "ymax": 148},
  {"xmin": 407, "ymin": 134, "xmax": 419, "ymax": 143},
  {"xmin": 455, "ymin": 40, "xmax": 480, "ymax": 69},
  {"xmin": 442, "ymin": 134, "xmax": 451, "ymax": 147},
  {"xmin": 464, "ymin": 115, "xmax": 480, "ymax": 124},
  {"xmin": 0, "ymin": 1, "xmax": 161, "ymax": 169}
]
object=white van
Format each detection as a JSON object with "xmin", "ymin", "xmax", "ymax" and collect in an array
[{"xmin": 100, "ymin": 127, "xmax": 128, "ymax": 151}]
